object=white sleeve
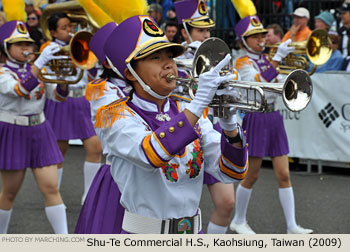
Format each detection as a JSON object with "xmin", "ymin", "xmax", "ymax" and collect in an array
[{"xmin": 0, "ymin": 68, "xmax": 24, "ymax": 97}]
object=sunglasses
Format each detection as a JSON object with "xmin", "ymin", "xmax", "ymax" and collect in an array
[{"xmin": 27, "ymin": 17, "xmax": 38, "ymax": 21}]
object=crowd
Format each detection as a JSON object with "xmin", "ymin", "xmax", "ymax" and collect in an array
[{"xmin": 0, "ymin": 0, "xmax": 349, "ymax": 235}]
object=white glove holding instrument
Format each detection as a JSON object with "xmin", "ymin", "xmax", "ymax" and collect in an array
[
  {"xmin": 186, "ymin": 54, "xmax": 235, "ymax": 118},
  {"xmin": 218, "ymin": 107, "xmax": 238, "ymax": 131},
  {"xmin": 272, "ymin": 38, "xmax": 295, "ymax": 62},
  {"xmin": 34, "ymin": 44, "xmax": 66, "ymax": 70}
]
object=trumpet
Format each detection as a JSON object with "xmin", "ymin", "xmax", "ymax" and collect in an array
[
  {"xmin": 26, "ymin": 31, "xmax": 98, "ymax": 85},
  {"xmin": 168, "ymin": 37, "xmax": 313, "ymax": 118},
  {"xmin": 267, "ymin": 29, "xmax": 332, "ymax": 75}
]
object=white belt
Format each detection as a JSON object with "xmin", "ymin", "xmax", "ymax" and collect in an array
[
  {"xmin": 0, "ymin": 111, "xmax": 45, "ymax": 126},
  {"xmin": 68, "ymin": 88, "xmax": 86, "ymax": 98},
  {"xmin": 122, "ymin": 209, "xmax": 202, "ymax": 234}
]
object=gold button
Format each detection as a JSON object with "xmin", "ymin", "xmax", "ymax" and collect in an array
[
  {"xmin": 178, "ymin": 121, "xmax": 184, "ymax": 127},
  {"xmin": 246, "ymin": 143, "xmax": 249, "ymax": 147},
  {"xmin": 186, "ymin": 169, "xmax": 190, "ymax": 174},
  {"xmin": 159, "ymin": 132, "xmax": 165, "ymax": 138},
  {"xmin": 244, "ymin": 130, "xmax": 247, "ymax": 134},
  {"xmin": 169, "ymin": 127, "xmax": 175, "ymax": 133}
]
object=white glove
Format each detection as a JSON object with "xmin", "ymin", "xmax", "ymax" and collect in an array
[
  {"xmin": 186, "ymin": 54, "xmax": 235, "ymax": 118},
  {"xmin": 272, "ymin": 39, "xmax": 295, "ymax": 62},
  {"xmin": 34, "ymin": 44, "xmax": 62, "ymax": 69},
  {"xmin": 219, "ymin": 107, "xmax": 238, "ymax": 131}
]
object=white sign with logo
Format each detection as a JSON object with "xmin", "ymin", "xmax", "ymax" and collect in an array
[{"xmin": 276, "ymin": 72, "xmax": 350, "ymax": 162}]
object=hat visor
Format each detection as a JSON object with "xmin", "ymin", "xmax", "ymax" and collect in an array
[
  {"xmin": 7, "ymin": 37, "xmax": 35, "ymax": 44},
  {"xmin": 337, "ymin": 7, "xmax": 349, "ymax": 13},
  {"xmin": 244, "ymin": 28, "xmax": 268, "ymax": 38},
  {"xmin": 133, "ymin": 41, "xmax": 185, "ymax": 61},
  {"xmin": 187, "ymin": 18, "xmax": 215, "ymax": 28}
]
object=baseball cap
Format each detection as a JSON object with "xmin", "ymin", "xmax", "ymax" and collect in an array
[
  {"xmin": 293, "ymin": 7, "xmax": 310, "ymax": 19},
  {"xmin": 315, "ymin": 11, "xmax": 335, "ymax": 27},
  {"xmin": 337, "ymin": 2, "xmax": 350, "ymax": 13}
]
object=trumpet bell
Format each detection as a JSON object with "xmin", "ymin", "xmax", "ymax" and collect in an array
[
  {"xmin": 306, "ymin": 29, "xmax": 332, "ymax": 65},
  {"xmin": 283, "ymin": 70, "xmax": 312, "ymax": 112},
  {"xmin": 70, "ymin": 31, "xmax": 98, "ymax": 70}
]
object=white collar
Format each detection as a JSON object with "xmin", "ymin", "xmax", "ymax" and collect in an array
[
  {"xmin": 131, "ymin": 93, "xmax": 170, "ymax": 113},
  {"xmin": 246, "ymin": 50, "xmax": 262, "ymax": 60},
  {"xmin": 54, "ymin": 39, "xmax": 67, "ymax": 46},
  {"xmin": 5, "ymin": 60, "xmax": 23, "ymax": 68},
  {"xmin": 110, "ymin": 77, "xmax": 127, "ymax": 88}
]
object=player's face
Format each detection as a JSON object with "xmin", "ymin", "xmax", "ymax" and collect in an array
[{"xmin": 245, "ymin": 33, "xmax": 266, "ymax": 52}]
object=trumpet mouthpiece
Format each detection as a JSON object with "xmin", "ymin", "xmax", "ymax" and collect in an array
[
  {"xmin": 166, "ymin": 73, "xmax": 176, "ymax": 82},
  {"xmin": 23, "ymin": 51, "xmax": 31, "ymax": 57}
]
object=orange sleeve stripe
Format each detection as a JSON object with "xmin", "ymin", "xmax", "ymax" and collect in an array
[
  {"xmin": 142, "ymin": 134, "xmax": 168, "ymax": 167},
  {"xmin": 221, "ymin": 154, "xmax": 248, "ymax": 170},
  {"xmin": 14, "ymin": 83, "xmax": 26, "ymax": 97},
  {"xmin": 235, "ymin": 56, "xmax": 251, "ymax": 70},
  {"xmin": 54, "ymin": 90, "xmax": 66, "ymax": 101},
  {"xmin": 219, "ymin": 158, "xmax": 248, "ymax": 180},
  {"xmin": 152, "ymin": 132, "xmax": 172, "ymax": 157}
]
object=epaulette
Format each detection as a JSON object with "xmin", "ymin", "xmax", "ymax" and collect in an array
[
  {"xmin": 85, "ymin": 78, "xmax": 107, "ymax": 101},
  {"xmin": 39, "ymin": 41, "xmax": 52, "ymax": 52},
  {"xmin": 235, "ymin": 56, "xmax": 251, "ymax": 70},
  {"xmin": 170, "ymin": 95, "xmax": 208, "ymax": 119},
  {"xmin": 95, "ymin": 96, "xmax": 134, "ymax": 128}
]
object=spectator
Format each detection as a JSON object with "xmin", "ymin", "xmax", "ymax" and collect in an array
[
  {"xmin": 26, "ymin": 11, "xmax": 45, "ymax": 50},
  {"xmin": 148, "ymin": 3, "xmax": 165, "ymax": 30},
  {"xmin": 164, "ymin": 21, "xmax": 179, "ymax": 42},
  {"xmin": 315, "ymin": 11, "xmax": 335, "ymax": 31},
  {"xmin": 282, "ymin": 7, "xmax": 311, "ymax": 42},
  {"xmin": 265, "ymin": 23, "xmax": 284, "ymax": 45},
  {"xmin": 166, "ymin": 7, "xmax": 177, "ymax": 23},
  {"xmin": 337, "ymin": 1, "xmax": 350, "ymax": 58},
  {"xmin": 25, "ymin": 0, "xmax": 41, "ymax": 16}
]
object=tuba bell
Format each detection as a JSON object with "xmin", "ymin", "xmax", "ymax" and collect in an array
[
  {"xmin": 267, "ymin": 29, "xmax": 332, "ymax": 75},
  {"xmin": 168, "ymin": 37, "xmax": 313, "ymax": 118}
]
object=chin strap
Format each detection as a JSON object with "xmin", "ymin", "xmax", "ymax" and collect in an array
[
  {"xmin": 4, "ymin": 43, "xmax": 30, "ymax": 64},
  {"xmin": 242, "ymin": 37, "xmax": 265, "ymax": 54},
  {"xmin": 182, "ymin": 22, "xmax": 193, "ymax": 43},
  {"xmin": 106, "ymin": 56, "xmax": 124, "ymax": 79},
  {"xmin": 126, "ymin": 62, "xmax": 169, "ymax": 100}
]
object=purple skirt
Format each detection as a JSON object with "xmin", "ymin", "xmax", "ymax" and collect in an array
[
  {"xmin": 44, "ymin": 97, "xmax": 96, "ymax": 140},
  {"xmin": 0, "ymin": 120, "xmax": 63, "ymax": 170},
  {"xmin": 242, "ymin": 111, "xmax": 289, "ymax": 158},
  {"xmin": 75, "ymin": 164, "xmax": 124, "ymax": 234}
]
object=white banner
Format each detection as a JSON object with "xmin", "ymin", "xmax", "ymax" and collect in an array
[{"xmin": 275, "ymin": 72, "xmax": 350, "ymax": 162}]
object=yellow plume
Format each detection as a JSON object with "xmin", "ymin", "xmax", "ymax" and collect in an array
[
  {"xmin": 92, "ymin": 0, "xmax": 148, "ymax": 24},
  {"xmin": 77, "ymin": 0, "xmax": 114, "ymax": 27},
  {"xmin": 2, "ymin": 0, "xmax": 26, "ymax": 22},
  {"xmin": 231, "ymin": 0, "xmax": 257, "ymax": 19}
]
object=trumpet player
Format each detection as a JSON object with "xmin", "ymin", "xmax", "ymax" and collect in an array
[
  {"xmin": 229, "ymin": 13, "xmax": 313, "ymax": 234},
  {"xmin": 174, "ymin": 0, "xmax": 240, "ymax": 234},
  {"xmin": 41, "ymin": 12, "xmax": 102, "ymax": 202},
  {"xmin": 0, "ymin": 20, "xmax": 68, "ymax": 234}
]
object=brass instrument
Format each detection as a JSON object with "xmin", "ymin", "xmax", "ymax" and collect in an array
[
  {"xmin": 267, "ymin": 29, "xmax": 332, "ymax": 75},
  {"xmin": 38, "ymin": 1, "xmax": 99, "ymax": 84},
  {"xmin": 168, "ymin": 37, "xmax": 313, "ymax": 118}
]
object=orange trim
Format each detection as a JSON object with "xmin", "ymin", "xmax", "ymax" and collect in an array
[
  {"xmin": 255, "ymin": 73, "xmax": 261, "ymax": 82},
  {"xmin": 152, "ymin": 132, "xmax": 172, "ymax": 158},
  {"xmin": 232, "ymin": 69, "xmax": 238, "ymax": 80},
  {"xmin": 221, "ymin": 154, "xmax": 248, "ymax": 170},
  {"xmin": 54, "ymin": 89, "xmax": 66, "ymax": 102},
  {"xmin": 85, "ymin": 78, "xmax": 107, "ymax": 101},
  {"xmin": 203, "ymin": 107, "xmax": 208, "ymax": 119},
  {"xmin": 235, "ymin": 56, "xmax": 251, "ymax": 70},
  {"xmin": 219, "ymin": 158, "xmax": 248, "ymax": 180},
  {"xmin": 14, "ymin": 83, "xmax": 26, "ymax": 97},
  {"xmin": 142, "ymin": 135, "xmax": 168, "ymax": 167},
  {"xmin": 171, "ymin": 95, "xmax": 192, "ymax": 102}
]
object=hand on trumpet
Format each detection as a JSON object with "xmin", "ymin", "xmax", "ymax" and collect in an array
[
  {"xmin": 272, "ymin": 39, "xmax": 295, "ymax": 63},
  {"xmin": 219, "ymin": 107, "xmax": 238, "ymax": 131},
  {"xmin": 33, "ymin": 44, "xmax": 68, "ymax": 70},
  {"xmin": 186, "ymin": 54, "xmax": 235, "ymax": 118}
]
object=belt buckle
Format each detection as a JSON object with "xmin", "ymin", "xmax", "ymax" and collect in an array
[
  {"xmin": 29, "ymin": 114, "xmax": 40, "ymax": 126},
  {"xmin": 168, "ymin": 216, "xmax": 194, "ymax": 234},
  {"xmin": 266, "ymin": 103, "xmax": 275, "ymax": 113},
  {"xmin": 74, "ymin": 89, "xmax": 83, "ymax": 97}
]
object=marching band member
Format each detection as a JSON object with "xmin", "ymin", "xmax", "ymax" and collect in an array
[
  {"xmin": 174, "ymin": 0, "xmax": 239, "ymax": 234},
  {"xmin": 0, "ymin": 20, "xmax": 68, "ymax": 234},
  {"xmin": 229, "ymin": 1, "xmax": 313, "ymax": 234},
  {"xmin": 75, "ymin": 22, "xmax": 126, "ymax": 234},
  {"xmin": 42, "ymin": 11, "xmax": 102, "ymax": 202},
  {"xmin": 95, "ymin": 14, "xmax": 248, "ymax": 234}
]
